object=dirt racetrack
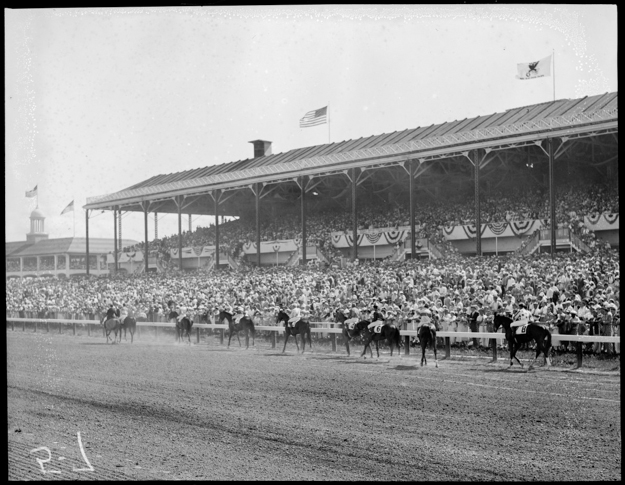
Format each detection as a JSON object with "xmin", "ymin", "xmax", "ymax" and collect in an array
[{"xmin": 7, "ymin": 330, "xmax": 621, "ymax": 481}]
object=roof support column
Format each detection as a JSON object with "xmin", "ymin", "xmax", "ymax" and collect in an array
[
  {"xmin": 118, "ymin": 208, "xmax": 122, "ymax": 253},
  {"xmin": 85, "ymin": 209, "xmax": 90, "ymax": 276},
  {"xmin": 113, "ymin": 208, "xmax": 118, "ymax": 275},
  {"xmin": 154, "ymin": 212, "xmax": 158, "ymax": 240},
  {"xmin": 300, "ymin": 176, "xmax": 307, "ymax": 266},
  {"xmin": 474, "ymin": 150, "xmax": 481, "ymax": 257},
  {"xmin": 409, "ymin": 161, "xmax": 416, "ymax": 259},
  {"xmin": 144, "ymin": 204, "xmax": 149, "ymax": 274},
  {"xmin": 351, "ymin": 167, "xmax": 358, "ymax": 262},
  {"xmin": 548, "ymin": 138, "xmax": 556, "ymax": 258},
  {"xmin": 255, "ymin": 183, "xmax": 261, "ymax": 267},
  {"xmin": 177, "ymin": 196, "xmax": 183, "ymax": 271},
  {"xmin": 214, "ymin": 190, "xmax": 220, "ymax": 269}
]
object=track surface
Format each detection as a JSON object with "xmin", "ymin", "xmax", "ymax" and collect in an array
[{"xmin": 7, "ymin": 331, "xmax": 621, "ymax": 481}]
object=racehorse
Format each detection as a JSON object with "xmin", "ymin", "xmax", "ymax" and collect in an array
[
  {"xmin": 354, "ymin": 320, "xmax": 402, "ymax": 359},
  {"xmin": 218, "ymin": 311, "xmax": 256, "ymax": 349},
  {"xmin": 169, "ymin": 311, "xmax": 193, "ymax": 344},
  {"xmin": 276, "ymin": 310, "xmax": 313, "ymax": 354},
  {"xmin": 493, "ymin": 314, "xmax": 552, "ymax": 369},
  {"xmin": 332, "ymin": 309, "xmax": 370, "ymax": 357},
  {"xmin": 418, "ymin": 323, "xmax": 438, "ymax": 367},
  {"xmin": 100, "ymin": 316, "xmax": 122, "ymax": 344},
  {"xmin": 120, "ymin": 316, "xmax": 137, "ymax": 344}
]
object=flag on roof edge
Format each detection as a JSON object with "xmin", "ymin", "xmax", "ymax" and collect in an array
[
  {"xmin": 516, "ymin": 55, "xmax": 552, "ymax": 80},
  {"xmin": 25, "ymin": 185, "xmax": 38, "ymax": 197},
  {"xmin": 61, "ymin": 200, "xmax": 74, "ymax": 215},
  {"xmin": 299, "ymin": 106, "xmax": 327, "ymax": 127}
]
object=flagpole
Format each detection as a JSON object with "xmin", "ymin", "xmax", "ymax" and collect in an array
[
  {"xmin": 552, "ymin": 49, "xmax": 555, "ymax": 102},
  {"xmin": 327, "ymin": 105, "xmax": 331, "ymax": 144}
]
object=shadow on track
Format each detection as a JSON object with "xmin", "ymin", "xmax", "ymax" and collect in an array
[{"xmin": 392, "ymin": 365, "xmax": 420, "ymax": 371}]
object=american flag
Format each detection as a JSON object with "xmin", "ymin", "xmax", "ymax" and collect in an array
[{"xmin": 299, "ymin": 106, "xmax": 327, "ymax": 128}]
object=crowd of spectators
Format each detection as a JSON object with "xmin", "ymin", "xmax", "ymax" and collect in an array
[
  {"xmin": 6, "ymin": 245, "xmax": 619, "ymax": 354},
  {"xmin": 119, "ymin": 182, "xmax": 617, "ymax": 267}
]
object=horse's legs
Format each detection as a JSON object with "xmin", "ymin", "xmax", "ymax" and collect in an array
[
  {"xmin": 130, "ymin": 329, "xmax": 134, "ymax": 344},
  {"xmin": 421, "ymin": 340, "xmax": 426, "ymax": 366},
  {"xmin": 360, "ymin": 337, "xmax": 372, "ymax": 357},
  {"xmin": 300, "ymin": 332, "xmax": 306, "ymax": 354},
  {"xmin": 282, "ymin": 332, "xmax": 289, "ymax": 353},
  {"xmin": 236, "ymin": 330, "xmax": 242, "ymax": 347},
  {"xmin": 528, "ymin": 339, "xmax": 540, "ymax": 369},
  {"xmin": 294, "ymin": 332, "xmax": 301, "ymax": 353},
  {"xmin": 227, "ymin": 327, "xmax": 233, "ymax": 348},
  {"xmin": 510, "ymin": 341, "xmax": 523, "ymax": 367},
  {"xmin": 433, "ymin": 335, "xmax": 438, "ymax": 368},
  {"xmin": 345, "ymin": 333, "xmax": 351, "ymax": 356},
  {"xmin": 375, "ymin": 340, "xmax": 380, "ymax": 359}
]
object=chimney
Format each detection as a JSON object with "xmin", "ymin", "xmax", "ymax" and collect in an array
[{"xmin": 248, "ymin": 139, "xmax": 272, "ymax": 158}]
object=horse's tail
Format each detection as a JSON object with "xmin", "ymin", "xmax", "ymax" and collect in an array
[{"xmin": 543, "ymin": 329, "xmax": 552, "ymax": 351}]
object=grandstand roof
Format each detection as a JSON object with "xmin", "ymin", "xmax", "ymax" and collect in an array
[
  {"xmin": 85, "ymin": 91, "xmax": 618, "ymax": 213},
  {"xmin": 8, "ymin": 238, "xmax": 139, "ymax": 257},
  {"xmin": 6, "ymin": 241, "xmax": 33, "ymax": 257}
]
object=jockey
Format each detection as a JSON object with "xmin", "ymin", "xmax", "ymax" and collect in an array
[
  {"xmin": 371, "ymin": 304, "xmax": 385, "ymax": 323},
  {"xmin": 511, "ymin": 303, "xmax": 533, "ymax": 328},
  {"xmin": 119, "ymin": 302, "xmax": 129, "ymax": 322},
  {"xmin": 415, "ymin": 306, "xmax": 434, "ymax": 332},
  {"xmin": 368, "ymin": 311, "xmax": 392, "ymax": 331},
  {"xmin": 344, "ymin": 303, "xmax": 360, "ymax": 327},
  {"xmin": 176, "ymin": 305, "xmax": 188, "ymax": 323},
  {"xmin": 103, "ymin": 303, "xmax": 118, "ymax": 323},
  {"xmin": 233, "ymin": 305, "xmax": 244, "ymax": 324},
  {"xmin": 288, "ymin": 303, "xmax": 301, "ymax": 328}
]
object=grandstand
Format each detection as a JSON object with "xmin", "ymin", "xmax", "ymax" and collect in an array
[{"xmin": 84, "ymin": 92, "xmax": 618, "ymax": 273}]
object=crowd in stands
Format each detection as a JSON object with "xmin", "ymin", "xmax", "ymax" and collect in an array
[
  {"xmin": 7, "ymin": 245, "xmax": 620, "ymax": 354},
  {"xmin": 118, "ymin": 182, "xmax": 617, "ymax": 267}
]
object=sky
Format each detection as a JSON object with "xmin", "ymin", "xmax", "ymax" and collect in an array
[{"xmin": 5, "ymin": 5, "xmax": 618, "ymax": 244}]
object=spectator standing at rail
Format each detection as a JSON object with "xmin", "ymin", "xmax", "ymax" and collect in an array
[{"xmin": 468, "ymin": 304, "xmax": 480, "ymax": 349}]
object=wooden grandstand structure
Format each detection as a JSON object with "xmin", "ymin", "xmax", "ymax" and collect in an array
[{"xmin": 84, "ymin": 92, "xmax": 618, "ymax": 273}]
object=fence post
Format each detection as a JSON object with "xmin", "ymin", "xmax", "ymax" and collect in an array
[
  {"xmin": 220, "ymin": 328, "xmax": 224, "ymax": 345},
  {"xmin": 155, "ymin": 326, "xmax": 158, "ymax": 341},
  {"xmin": 490, "ymin": 338, "xmax": 497, "ymax": 361},
  {"xmin": 196, "ymin": 327, "xmax": 200, "ymax": 344},
  {"xmin": 34, "ymin": 320, "xmax": 37, "ymax": 333},
  {"xmin": 404, "ymin": 336, "xmax": 410, "ymax": 356},
  {"xmin": 88, "ymin": 324, "xmax": 90, "ymax": 337},
  {"xmin": 11, "ymin": 320, "xmax": 14, "ymax": 331},
  {"xmin": 271, "ymin": 330, "xmax": 276, "ymax": 349},
  {"xmin": 59, "ymin": 321, "xmax": 62, "ymax": 334},
  {"xmin": 576, "ymin": 341, "xmax": 583, "ymax": 368},
  {"xmin": 445, "ymin": 337, "xmax": 451, "ymax": 359},
  {"xmin": 73, "ymin": 323, "xmax": 76, "ymax": 336},
  {"xmin": 23, "ymin": 320, "xmax": 25, "ymax": 332},
  {"xmin": 47, "ymin": 320, "xmax": 50, "ymax": 333},
  {"xmin": 331, "ymin": 332, "xmax": 336, "ymax": 352}
]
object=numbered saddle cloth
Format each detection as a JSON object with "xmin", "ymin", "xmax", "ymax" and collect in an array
[
  {"xmin": 344, "ymin": 318, "xmax": 358, "ymax": 330},
  {"xmin": 514, "ymin": 324, "xmax": 529, "ymax": 335},
  {"xmin": 234, "ymin": 315, "xmax": 243, "ymax": 324}
]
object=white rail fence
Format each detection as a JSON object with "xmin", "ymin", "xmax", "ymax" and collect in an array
[{"xmin": 6, "ymin": 317, "xmax": 619, "ymax": 368}]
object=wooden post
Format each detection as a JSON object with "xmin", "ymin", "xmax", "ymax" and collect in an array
[
  {"xmin": 73, "ymin": 323, "xmax": 76, "ymax": 335},
  {"xmin": 34, "ymin": 320, "xmax": 37, "ymax": 333},
  {"xmin": 11, "ymin": 320, "xmax": 14, "ymax": 331},
  {"xmin": 196, "ymin": 327, "xmax": 200, "ymax": 344},
  {"xmin": 220, "ymin": 328, "xmax": 224, "ymax": 345},
  {"xmin": 404, "ymin": 336, "xmax": 410, "ymax": 355},
  {"xmin": 576, "ymin": 341, "xmax": 583, "ymax": 368},
  {"xmin": 155, "ymin": 326, "xmax": 158, "ymax": 341},
  {"xmin": 23, "ymin": 320, "xmax": 25, "ymax": 332},
  {"xmin": 445, "ymin": 337, "xmax": 451, "ymax": 359},
  {"xmin": 59, "ymin": 321, "xmax": 62, "ymax": 334},
  {"xmin": 271, "ymin": 331, "xmax": 276, "ymax": 349},
  {"xmin": 491, "ymin": 338, "xmax": 497, "ymax": 361},
  {"xmin": 331, "ymin": 332, "xmax": 336, "ymax": 352},
  {"xmin": 88, "ymin": 324, "xmax": 90, "ymax": 337},
  {"xmin": 47, "ymin": 321, "xmax": 50, "ymax": 333}
]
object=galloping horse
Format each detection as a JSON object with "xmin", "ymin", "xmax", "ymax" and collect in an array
[
  {"xmin": 353, "ymin": 320, "xmax": 402, "ymax": 359},
  {"xmin": 493, "ymin": 314, "xmax": 552, "ymax": 369},
  {"xmin": 120, "ymin": 316, "xmax": 137, "ymax": 344},
  {"xmin": 218, "ymin": 311, "xmax": 256, "ymax": 349},
  {"xmin": 417, "ymin": 323, "xmax": 438, "ymax": 367},
  {"xmin": 276, "ymin": 310, "xmax": 313, "ymax": 354},
  {"xmin": 100, "ymin": 316, "xmax": 122, "ymax": 344},
  {"xmin": 169, "ymin": 311, "xmax": 193, "ymax": 344}
]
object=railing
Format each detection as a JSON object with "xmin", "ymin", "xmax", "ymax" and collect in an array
[
  {"xmin": 516, "ymin": 230, "xmax": 541, "ymax": 256},
  {"xmin": 426, "ymin": 239, "xmax": 444, "ymax": 259},
  {"xmin": 570, "ymin": 232, "xmax": 591, "ymax": 253},
  {"xmin": 6, "ymin": 317, "xmax": 619, "ymax": 368},
  {"xmin": 539, "ymin": 227, "xmax": 571, "ymax": 240}
]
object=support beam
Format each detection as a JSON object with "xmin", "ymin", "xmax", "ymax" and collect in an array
[
  {"xmin": 409, "ymin": 161, "xmax": 416, "ymax": 258},
  {"xmin": 255, "ymin": 183, "xmax": 261, "ymax": 266},
  {"xmin": 113, "ymin": 208, "xmax": 118, "ymax": 274},
  {"xmin": 85, "ymin": 209, "xmax": 90, "ymax": 276},
  {"xmin": 300, "ymin": 176, "xmax": 307, "ymax": 265},
  {"xmin": 144, "ymin": 205, "xmax": 149, "ymax": 274},
  {"xmin": 474, "ymin": 149, "xmax": 482, "ymax": 256},
  {"xmin": 351, "ymin": 167, "xmax": 358, "ymax": 261},
  {"xmin": 177, "ymin": 196, "xmax": 183, "ymax": 270},
  {"xmin": 549, "ymin": 138, "xmax": 556, "ymax": 257},
  {"xmin": 214, "ymin": 190, "xmax": 220, "ymax": 269}
]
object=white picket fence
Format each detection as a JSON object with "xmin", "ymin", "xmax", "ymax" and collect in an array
[{"xmin": 6, "ymin": 317, "xmax": 619, "ymax": 368}]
